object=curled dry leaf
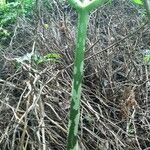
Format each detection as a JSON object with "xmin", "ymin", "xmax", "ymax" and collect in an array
[{"xmin": 120, "ymin": 86, "xmax": 138, "ymax": 119}]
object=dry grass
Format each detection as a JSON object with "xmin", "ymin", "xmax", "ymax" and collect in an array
[{"xmin": 0, "ymin": 0, "xmax": 150, "ymax": 149}]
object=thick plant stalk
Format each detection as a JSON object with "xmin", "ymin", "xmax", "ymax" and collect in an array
[
  {"xmin": 143, "ymin": 0, "xmax": 150, "ymax": 19},
  {"xmin": 67, "ymin": 10, "xmax": 89, "ymax": 150},
  {"xmin": 66, "ymin": 0, "xmax": 109, "ymax": 149}
]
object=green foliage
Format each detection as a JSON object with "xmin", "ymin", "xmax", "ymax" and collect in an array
[
  {"xmin": 0, "ymin": 26, "xmax": 10, "ymax": 39},
  {"xmin": 0, "ymin": 0, "xmax": 35, "ymax": 27},
  {"xmin": 0, "ymin": 0, "xmax": 35, "ymax": 43},
  {"xmin": 131, "ymin": 0, "xmax": 150, "ymax": 20},
  {"xmin": 132, "ymin": 0, "xmax": 143, "ymax": 5},
  {"xmin": 32, "ymin": 52, "xmax": 61, "ymax": 64},
  {"xmin": 144, "ymin": 49, "xmax": 150, "ymax": 64},
  {"xmin": 0, "ymin": 2, "xmax": 20, "ymax": 27},
  {"xmin": 0, "ymin": 0, "xmax": 6, "ymax": 5},
  {"xmin": 0, "ymin": 2, "xmax": 18, "ymax": 41},
  {"xmin": 43, "ymin": 0, "xmax": 52, "ymax": 11},
  {"xmin": 131, "ymin": 0, "xmax": 150, "ymax": 21},
  {"xmin": 22, "ymin": 0, "xmax": 36, "ymax": 16},
  {"xmin": 14, "ymin": 52, "xmax": 61, "ymax": 70}
]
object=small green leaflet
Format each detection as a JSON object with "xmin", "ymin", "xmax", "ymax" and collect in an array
[
  {"xmin": 144, "ymin": 49, "xmax": 150, "ymax": 64},
  {"xmin": 15, "ymin": 52, "xmax": 61, "ymax": 65},
  {"xmin": 132, "ymin": 0, "xmax": 143, "ymax": 5},
  {"xmin": 34, "ymin": 53, "xmax": 61, "ymax": 64},
  {"xmin": 44, "ymin": 53, "xmax": 60, "ymax": 59}
]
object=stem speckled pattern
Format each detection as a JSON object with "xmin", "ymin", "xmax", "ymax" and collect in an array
[
  {"xmin": 67, "ymin": 11, "xmax": 89, "ymax": 150},
  {"xmin": 66, "ymin": 0, "xmax": 109, "ymax": 149}
]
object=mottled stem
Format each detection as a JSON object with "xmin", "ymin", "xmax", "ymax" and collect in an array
[
  {"xmin": 66, "ymin": 0, "xmax": 109, "ymax": 149},
  {"xmin": 67, "ymin": 10, "xmax": 89, "ymax": 150}
]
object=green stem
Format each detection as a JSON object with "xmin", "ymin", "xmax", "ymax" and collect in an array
[
  {"xmin": 143, "ymin": 0, "xmax": 150, "ymax": 19},
  {"xmin": 67, "ymin": 10, "xmax": 89, "ymax": 150}
]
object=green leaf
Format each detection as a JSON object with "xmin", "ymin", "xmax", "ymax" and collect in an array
[
  {"xmin": 44, "ymin": 53, "xmax": 60, "ymax": 59},
  {"xmin": 132, "ymin": 0, "xmax": 143, "ymax": 5},
  {"xmin": 31, "ymin": 52, "xmax": 61, "ymax": 64},
  {"xmin": 144, "ymin": 49, "xmax": 150, "ymax": 64},
  {"xmin": 143, "ymin": 0, "xmax": 150, "ymax": 19}
]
